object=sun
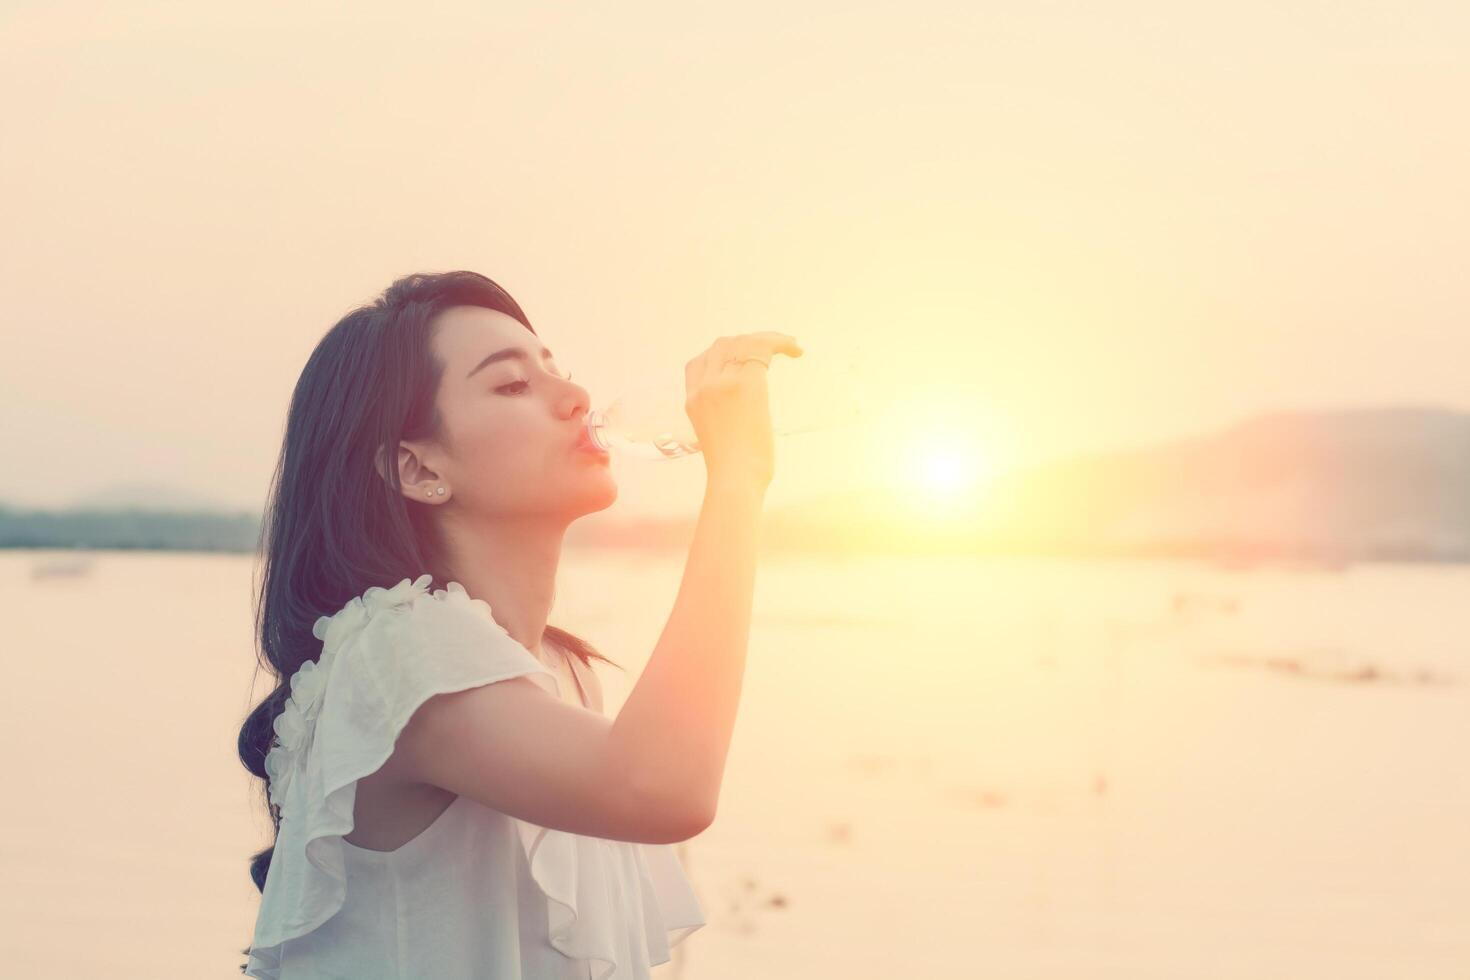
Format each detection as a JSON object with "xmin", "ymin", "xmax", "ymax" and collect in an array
[
  {"xmin": 854, "ymin": 394, "xmax": 1011, "ymax": 521},
  {"xmin": 919, "ymin": 447, "xmax": 979, "ymax": 498},
  {"xmin": 899, "ymin": 431, "xmax": 997, "ymax": 515}
]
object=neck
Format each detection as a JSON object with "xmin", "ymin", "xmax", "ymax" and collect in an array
[{"xmin": 436, "ymin": 508, "xmax": 567, "ymax": 666}]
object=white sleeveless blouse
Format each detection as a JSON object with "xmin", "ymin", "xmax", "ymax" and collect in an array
[{"xmin": 244, "ymin": 574, "xmax": 706, "ymax": 979}]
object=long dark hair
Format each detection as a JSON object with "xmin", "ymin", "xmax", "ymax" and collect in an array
[{"xmin": 236, "ymin": 270, "xmax": 621, "ymax": 968}]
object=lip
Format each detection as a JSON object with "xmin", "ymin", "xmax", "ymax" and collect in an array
[{"xmin": 574, "ymin": 427, "xmax": 609, "ymax": 456}]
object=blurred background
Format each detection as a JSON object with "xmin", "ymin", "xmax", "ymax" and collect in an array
[{"xmin": 2, "ymin": 1, "xmax": 1466, "ymax": 976}]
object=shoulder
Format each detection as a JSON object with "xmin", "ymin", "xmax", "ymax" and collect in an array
[
  {"xmin": 268, "ymin": 573, "xmax": 555, "ymax": 804},
  {"xmin": 312, "ymin": 574, "xmax": 532, "ymax": 662},
  {"xmin": 304, "ymin": 574, "xmax": 555, "ymax": 723}
]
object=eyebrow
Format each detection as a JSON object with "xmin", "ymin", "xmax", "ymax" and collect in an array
[{"xmin": 465, "ymin": 345, "xmax": 556, "ymax": 380}]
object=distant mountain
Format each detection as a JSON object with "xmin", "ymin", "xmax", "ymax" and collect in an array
[
  {"xmin": 761, "ymin": 405, "xmax": 1470, "ymax": 562},
  {"xmin": 0, "ymin": 503, "xmax": 259, "ymax": 552}
]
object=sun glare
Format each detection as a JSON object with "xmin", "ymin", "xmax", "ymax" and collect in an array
[
  {"xmin": 900, "ymin": 430, "xmax": 996, "ymax": 515},
  {"xmin": 920, "ymin": 448, "xmax": 979, "ymax": 498},
  {"xmin": 858, "ymin": 393, "xmax": 1014, "ymax": 525}
]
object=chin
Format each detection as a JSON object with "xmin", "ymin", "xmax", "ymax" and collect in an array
[{"xmin": 572, "ymin": 477, "xmax": 618, "ymax": 516}]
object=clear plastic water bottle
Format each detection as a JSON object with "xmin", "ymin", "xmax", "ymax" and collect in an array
[{"xmin": 584, "ymin": 347, "xmax": 868, "ymax": 460}]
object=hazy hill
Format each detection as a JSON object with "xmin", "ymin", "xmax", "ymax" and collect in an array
[{"xmin": 761, "ymin": 405, "xmax": 1470, "ymax": 562}]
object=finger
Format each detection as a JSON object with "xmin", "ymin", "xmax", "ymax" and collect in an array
[
  {"xmin": 750, "ymin": 332, "xmax": 803, "ymax": 358},
  {"xmin": 737, "ymin": 335, "xmax": 802, "ymax": 362},
  {"xmin": 720, "ymin": 354, "xmax": 767, "ymax": 376},
  {"xmin": 704, "ymin": 335, "xmax": 740, "ymax": 371}
]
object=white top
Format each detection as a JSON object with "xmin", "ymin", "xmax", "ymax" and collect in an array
[{"xmin": 245, "ymin": 574, "xmax": 706, "ymax": 980}]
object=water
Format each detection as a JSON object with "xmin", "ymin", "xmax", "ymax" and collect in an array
[{"xmin": 2, "ymin": 548, "xmax": 1466, "ymax": 978}]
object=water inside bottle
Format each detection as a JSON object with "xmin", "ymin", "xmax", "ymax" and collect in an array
[{"xmin": 591, "ymin": 415, "xmax": 703, "ymax": 460}]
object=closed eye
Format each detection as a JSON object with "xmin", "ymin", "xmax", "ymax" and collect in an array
[{"xmin": 498, "ymin": 372, "xmax": 573, "ymax": 395}]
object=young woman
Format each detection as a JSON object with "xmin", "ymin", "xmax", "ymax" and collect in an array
[{"xmin": 237, "ymin": 270, "xmax": 801, "ymax": 978}]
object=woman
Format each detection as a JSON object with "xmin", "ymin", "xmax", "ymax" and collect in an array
[{"xmin": 237, "ymin": 270, "xmax": 801, "ymax": 978}]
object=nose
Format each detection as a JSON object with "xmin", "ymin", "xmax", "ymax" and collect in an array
[{"xmin": 561, "ymin": 379, "xmax": 591, "ymax": 424}]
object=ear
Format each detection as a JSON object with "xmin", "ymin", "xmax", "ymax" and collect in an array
[{"xmin": 376, "ymin": 442, "xmax": 447, "ymax": 504}]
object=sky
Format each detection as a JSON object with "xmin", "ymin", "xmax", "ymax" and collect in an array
[{"xmin": 2, "ymin": 1, "xmax": 1466, "ymax": 519}]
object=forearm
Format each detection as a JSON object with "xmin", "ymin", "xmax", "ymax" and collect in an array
[{"xmin": 607, "ymin": 474, "xmax": 766, "ymax": 825}]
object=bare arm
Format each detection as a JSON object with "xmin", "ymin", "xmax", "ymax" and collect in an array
[{"xmin": 606, "ymin": 474, "xmax": 766, "ymax": 828}]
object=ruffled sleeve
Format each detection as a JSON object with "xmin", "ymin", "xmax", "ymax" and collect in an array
[
  {"xmin": 246, "ymin": 574, "xmax": 557, "ymax": 977},
  {"xmin": 513, "ymin": 822, "xmax": 707, "ymax": 979}
]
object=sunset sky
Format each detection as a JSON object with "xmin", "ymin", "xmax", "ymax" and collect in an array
[{"xmin": 2, "ymin": 1, "xmax": 1465, "ymax": 518}]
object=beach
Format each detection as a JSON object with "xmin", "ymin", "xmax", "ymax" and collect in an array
[{"xmin": 1, "ymin": 548, "xmax": 1464, "ymax": 977}]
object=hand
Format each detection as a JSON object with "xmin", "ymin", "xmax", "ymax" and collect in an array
[{"xmin": 683, "ymin": 332, "xmax": 804, "ymax": 489}]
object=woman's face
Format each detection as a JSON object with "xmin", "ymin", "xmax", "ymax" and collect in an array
[{"xmin": 406, "ymin": 304, "xmax": 616, "ymax": 519}]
